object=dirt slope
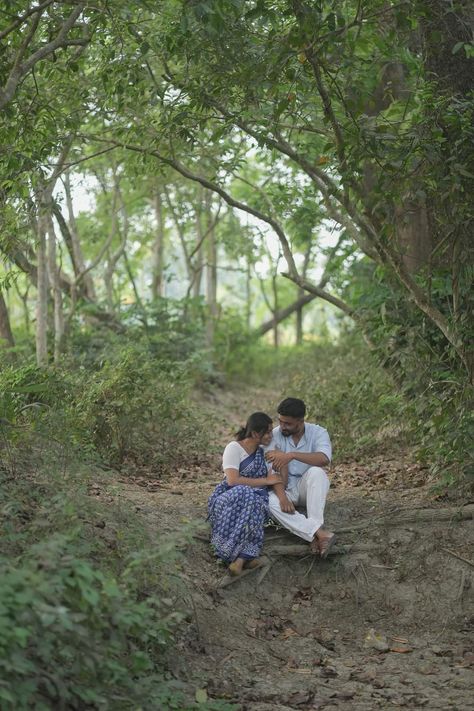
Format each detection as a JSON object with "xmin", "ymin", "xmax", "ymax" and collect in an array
[{"xmin": 118, "ymin": 387, "xmax": 474, "ymax": 710}]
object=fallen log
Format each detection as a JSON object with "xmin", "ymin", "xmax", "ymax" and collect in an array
[
  {"xmin": 335, "ymin": 503, "xmax": 474, "ymax": 534},
  {"xmin": 264, "ymin": 543, "xmax": 380, "ymax": 557}
]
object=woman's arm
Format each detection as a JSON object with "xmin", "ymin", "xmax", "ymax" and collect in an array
[{"xmin": 224, "ymin": 468, "xmax": 283, "ymax": 488}]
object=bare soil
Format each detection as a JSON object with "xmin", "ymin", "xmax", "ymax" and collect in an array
[{"xmin": 117, "ymin": 387, "xmax": 474, "ymax": 710}]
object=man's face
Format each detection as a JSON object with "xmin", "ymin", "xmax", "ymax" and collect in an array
[{"xmin": 278, "ymin": 415, "xmax": 304, "ymax": 437}]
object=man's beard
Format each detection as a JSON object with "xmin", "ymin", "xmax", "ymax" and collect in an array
[{"xmin": 281, "ymin": 430, "xmax": 292, "ymax": 437}]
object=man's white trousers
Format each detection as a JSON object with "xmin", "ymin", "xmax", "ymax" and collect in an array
[{"xmin": 268, "ymin": 466, "xmax": 330, "ymax": 542}]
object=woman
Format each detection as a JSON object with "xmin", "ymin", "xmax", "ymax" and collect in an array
[{"xmin": 208, "ymin": 412, "xmax": 283, "ymax": 576}]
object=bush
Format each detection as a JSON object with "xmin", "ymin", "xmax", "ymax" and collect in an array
[
  {"xmin": 280, "ymin": 339, "xmax": 408, "ymax": 461},
  {"xmin": 0, "ymin": 535, "xmax": 179, "ymax": 710},
  {"xmin": 0, "ymin": 343, "xmax": 208, "ymax": 473},
  {"xmin": 0, "ymin": 464, "xmax": 235, "ymax": 711},
  {"xmin": 70, "ymin": 345, "xmax": 207, "ymax": 471}
]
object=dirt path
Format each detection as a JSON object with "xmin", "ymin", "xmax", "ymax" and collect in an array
[{"xmin": 117, "ymin": 387, "xmax": 473, "ymax": 710}]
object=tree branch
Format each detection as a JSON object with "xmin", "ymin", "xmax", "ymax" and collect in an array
[
  {"xmin": 0, "ymin": 4, "xmax": 87, "ymax": 111},
  {"xmin": 83, "ymin": 134, "xmax": 300, "ymax": 279}
]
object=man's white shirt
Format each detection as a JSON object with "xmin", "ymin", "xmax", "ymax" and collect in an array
[{"xmin": 268, "ymin": 423, "xmax": 332, "ymax": 490}]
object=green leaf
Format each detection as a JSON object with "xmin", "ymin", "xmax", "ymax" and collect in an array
[
  {"xmin": 6, "ymin": 383, "xmax": 49, "ymax": 394},
  {"xmin": 195, "ymin": 688, "xmax": 208, "ymax": 703}
]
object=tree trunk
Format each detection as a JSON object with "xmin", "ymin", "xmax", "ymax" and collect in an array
[
  {"xmin": 245, "ymin": 257, "xmax": 252, "ymax": 330},
  {"xmin": 193, "ymin": 211, "xmax": 204, "ymax": 299},
  {"xmin": 64, "ymin": 172, "xmax": 97, "ymax": 300},
  {"xmin": 46, "ymin": 212, "xmax": 64, "ymax": 361},
  {"xmin": 295, "ymin": 286, "xmax": 304, "ymax": 345},
  {"xmin": 35, "ymin": 212, "xmax": 48, "ymax": 367},
  {"xmin": 257, "ymin": 292, "xmax": 317, "ymax": 337},
  {"xmin": 103, "ymin": 178, "xmax": 123, "ymax": 313},
  {"xmin": 296, "ymin": 243, "xmax": 312, "ymax": 344},
  {"xmin": 151, "ymin": 187, "xmax": 165, "ymax": 299},
  {"xmin": 271, "ymin": 274, "xmax": 279, "ymax": 348},
  {"xmin": 205, "ymin": 194, "xmax": 218, "ymax": 346},
  {"xmin": 0, "ymin": 289, "xmax": 15, "ymax": 349}
]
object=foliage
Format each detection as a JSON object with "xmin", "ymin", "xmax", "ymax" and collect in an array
[
  {"xmin": 0, "ymin": 459, "xmax": 235, "ymax": 711},
  {"xmin": 0, "ymin": 533, "xmax": 175, "ymax": 710},
  {"xmin": 0, "ymin": 342, "xmax": 207, "ymax": 473},
  {"xmin": 227, "ymin": 331, "xmax": 473, "ymax": 483}
]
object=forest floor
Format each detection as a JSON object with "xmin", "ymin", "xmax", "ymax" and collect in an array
[{"xmin": 104, "ymin": 386, "xmax": 473, "ymax": 711}]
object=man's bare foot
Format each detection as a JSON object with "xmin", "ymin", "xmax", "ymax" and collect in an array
[
  {"xmin": 243, "ymin": 558, "xmax": 263, "ymax": 570},
  {"xmin": 228, "ymin": 557, "xmax": 245, "ymax": 576},
  {"xmin": 311, "ymin": 529, "xmax": 337, "ymax": 557}
]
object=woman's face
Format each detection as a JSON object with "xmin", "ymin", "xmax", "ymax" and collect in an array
[{"xmin": 258, "ymin": 423, "xmax": 273, "ymax": 446}]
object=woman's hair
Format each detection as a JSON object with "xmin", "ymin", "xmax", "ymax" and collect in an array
[
  {"xmin": 277, "ymin": 397, "xmax": 306, "ymax": 419},
  {"xmin": 235, "ymin": 411, "xmax": 273, "ymax": 441}
]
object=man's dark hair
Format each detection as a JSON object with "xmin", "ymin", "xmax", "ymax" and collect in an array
[{"xmin": 277, "ymin": 397, "xmax": 306, "ymax": 419}]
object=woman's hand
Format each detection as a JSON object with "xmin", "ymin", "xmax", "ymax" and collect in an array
[{"xmin": 266, "ymin": 472, "xmax": 283, "ymax": 485}]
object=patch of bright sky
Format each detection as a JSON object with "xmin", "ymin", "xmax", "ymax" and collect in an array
[{"xmin": 61, "ymin": 165, "xmax": 343, "ymax": 313}]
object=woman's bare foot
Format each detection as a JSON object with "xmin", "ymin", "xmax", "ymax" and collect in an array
[
  {"xmin": 228, "ymin": 557, "xmax": 245, "ymax": 576},
  {"xmin": 243, "ymin": 558, "xmax": 263, "ymax": 570}
]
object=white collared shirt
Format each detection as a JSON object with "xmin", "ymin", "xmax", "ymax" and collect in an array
[{"xmin": 269, "ymin": 423, "xmax": 332, "ymax": 489}]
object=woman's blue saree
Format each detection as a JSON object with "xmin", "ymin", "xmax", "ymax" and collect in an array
[{"xmin": 207, "ymin": 446, "xmax": 269, "ymax": 563}]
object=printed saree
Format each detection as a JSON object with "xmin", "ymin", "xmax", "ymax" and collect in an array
[{"xmin": 207, "ymin": 446, "xmax": 269, "ymax": 563}]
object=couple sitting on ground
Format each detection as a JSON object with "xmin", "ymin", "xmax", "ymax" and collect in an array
[{"xmin": 208, "ymin": 397, "xmax": 336, "ymax": 576}]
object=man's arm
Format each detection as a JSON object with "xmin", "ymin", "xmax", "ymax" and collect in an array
[
  {"xmin": 271, "ymin": 465, "xmax": 295, "ymax": 514},
  {"xmin": 266, "ymin": 450, "xmax": 329, "ymax": 469}
]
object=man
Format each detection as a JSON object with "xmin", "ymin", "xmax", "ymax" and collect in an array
[{"xmin": 265, "ymin": 397, "xmax": 336, "ymax": 557}]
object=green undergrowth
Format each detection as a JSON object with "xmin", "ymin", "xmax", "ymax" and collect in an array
[
  {"xmin": 0, "ymin": 449, "xmax": 235, "ymax": 710},
  {"xmin": 0, "ymin": 340, "xmax": 208, "ymax": 474},
  {"xmin": 222, "ymin": 334, "xmax": 473, "ymax": 484},
  {"xmin": 0, "ymin": 328, "xmax": 234, "ymax": 709}
]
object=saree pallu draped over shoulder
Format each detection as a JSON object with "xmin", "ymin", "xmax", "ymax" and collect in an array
[{"xmin": 207, "ymin": 446, "xmax": 269, "ymax": 563}]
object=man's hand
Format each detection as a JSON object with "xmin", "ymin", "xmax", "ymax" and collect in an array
[
  {"xmin": 265, "ymin": 450, "xmax": 293, "ymax": 469},
  {"xmin": 278, "ymin": 494, "xmax": 295, "ymax": 514}
]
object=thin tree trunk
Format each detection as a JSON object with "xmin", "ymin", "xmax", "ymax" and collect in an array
[
  {"xmin": 0, "ymin": 289, "xmax": 15, "ymax": 348},
  {"xmin": 64, "ymin": 171, "xmax": 96, "ymax": 300},
  {"xmin": 151, "ymin": 187, "xmax": 165, "ymax": 299},
  {"xmin": 205, "ymin": 193, "xmax": 218, "ymax": 346},
  {"xmin": 271, "ymin": 274, "xmax": 279, "ymax": 348},
  {"xmin": 296, "ymin": 243, "xmax": 313, "ymax": 344},
  {"xmin": 46, "ymin": 212, "xmax": 64, "ymax": 361},
  {"xmin": 103, "ymin": 176, "xmax": 122, "ymax": 312},
  {"xmin": 12, "ymin": 281, "xmax": 31, "ymax": 335},
  {"xmin": 246, "ymin": 257, "xmax": 252, "ymax": 330},
  {"xmin": 36, "ymin": 212, "xmax": 48, "ymax": 366},
  {"xmin": 163, "ymin": 186, "xmax": 194, "ymax": 290},
  {"xmin": 193, "ymin": 202, "xmax": 204, "ymax": 299}
]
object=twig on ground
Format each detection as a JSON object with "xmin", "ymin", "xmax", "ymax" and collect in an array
[
  {"xmin": 457, "ymin": 570, "xmax": 466, "ymax": 601},
  {"xmin": 350, "ymin": 569, "xmax": 360, "ymax": 610},
  {"xmin": 265, "ymin": 543, "xmax": 380, "ymax": 557},
  {"xmin": 441, "ymin": 547, "xmax": 474, "ymax": 569},
  {"xmin": 257, "ymin": 559, "xmax": 273, "ymax": 585},
  {"xmin": 217, "ymin": 557, "xmax": 268, "ymax": 588},
  {"xmin": 304, "ymin": 556, "xmax": 317, "ymax": 577},
  {"xmin": 359, "ymin": 562, "xmax": 370, "ymax": 586}
]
